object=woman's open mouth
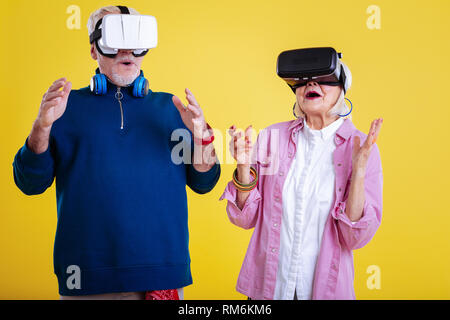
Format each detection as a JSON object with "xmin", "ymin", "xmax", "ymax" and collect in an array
[{"xmin": 305, "ymin": 91, "xmax": 322, "ymax": 100}]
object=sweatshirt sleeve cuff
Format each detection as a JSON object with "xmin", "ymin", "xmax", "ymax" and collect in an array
[
  {"xmin": 187, "ymin": 162, "xmax": 220, "ymax": 191},
  {"xmin": 18, "ymin": 137, "xmax": 53, "ymax": 170}
]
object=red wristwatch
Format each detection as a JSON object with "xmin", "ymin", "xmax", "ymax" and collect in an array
[{"xmin": 194, "ymin": 123, "xmax": 215, "ymax": 146}]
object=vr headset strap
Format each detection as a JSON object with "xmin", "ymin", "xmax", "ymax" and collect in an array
[
  {"xmin": 89, "ymin": 6, "xmax": 130, "ymax": 43},
  {"xmin": 116, "ymin": 6, "xmax": 130, "ymax": 14},
  {"xmin": 89, "ymin": 20, "xmax": 102, "ymax": 43},
  {"xmin": 340, "ymin": 64, "xmax": 347, "ymax": 94}
]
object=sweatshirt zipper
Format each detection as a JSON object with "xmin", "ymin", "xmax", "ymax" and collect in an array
[{"xmin": 115, "ymin": 86, "xmax": 124, "ymax": 130}]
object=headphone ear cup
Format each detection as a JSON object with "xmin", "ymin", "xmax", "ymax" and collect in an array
[
  {"xmin": 132, "ymin": 76, "xmax": 149, "ymax": 98},
  {"xmin": 142, "ymin": 78, "xmax": 149, "ymax": 97},
  {"xmin": 132, "ymin": 77, "xmax": 141, "ymax": 97},
  {"xmin": 100, "ymin": 74, "xmax": 107, "ymax": 95},
  {"xmin": 90, "ymin": 74, "xmax": 107, "ymax": 95}
]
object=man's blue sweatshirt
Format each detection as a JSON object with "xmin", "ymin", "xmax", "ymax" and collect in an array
[{"xmin": 12, "ymin": 71, "xmax": 221, "ymax": 296}]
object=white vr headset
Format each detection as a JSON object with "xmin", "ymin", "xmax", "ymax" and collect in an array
[{"xmin": 89, "ymin": 6, "xmax": 157, "ymax": 58}]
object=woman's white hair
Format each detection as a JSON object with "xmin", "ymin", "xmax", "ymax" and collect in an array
[
  {"xmin": 295, "ymin": 60, "xmax": 353, "ymax": 120},
  {"xmin": 87, "ymin": 6, "xmax": 140, "ymax": 36}
]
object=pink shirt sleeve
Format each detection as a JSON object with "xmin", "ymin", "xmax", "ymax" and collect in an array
[
  {"xmin": 331, "ymin": 143, "xmax": 383, "ymax": 250},
  {"xmin": 219, "ymin": 180, "xmax": 262, "ymax": 230}
]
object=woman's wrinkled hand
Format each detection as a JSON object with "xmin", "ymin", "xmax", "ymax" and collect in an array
[
  {"xmin": 228, "ymin": 125, "xmax": 253, "ymax": 166},
  {"xmin": 352, "ymin": 118, "xmax": 383, "ymax": 175}
]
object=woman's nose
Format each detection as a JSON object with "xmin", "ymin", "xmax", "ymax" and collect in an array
[{"xmin": 306, "ymin": 81, "xmax": 319, "ymax": 87}]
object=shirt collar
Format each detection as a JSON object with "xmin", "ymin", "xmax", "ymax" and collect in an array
[
  {"xmin": 288, "ymin": 117, "xmax": 356, "ymax": 143},
  {"xmin": 303, "ymin": 117, "xmax": 344, "ymax": 141}
]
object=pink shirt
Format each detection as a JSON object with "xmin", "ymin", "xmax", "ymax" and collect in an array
[{"xmin": 219, "ymin": 117, "xmax": 383, "ymax": 300}]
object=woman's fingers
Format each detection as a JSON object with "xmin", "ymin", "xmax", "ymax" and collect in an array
[
  {"xmin": 244, "ymin": 125, "xmax": 253, "ymax": 144},
  {"xmin": 364, "ymin": 120, "xmax": 376, "ymax": 148},
  {"xmin": 352, "ymin": 135, "xmax": 361, "ymax": 157},
  {"xmin": 373, "ymin": 118, "xmax": 383, "ymax": 143},
  {"xmin": 367, "ymin": 118, "xmax": 383, "ymax": 146},
  {"xmin": 228, "ymin": 125, "xmax": 254, "ymax": 163},
  {"xmin": 228, "ymin": 125, "xmax": 236, "ymax": 136},
  {"xmin": 359, "ymin": 118, "xmax": 383, "ymax": 152},
  {"xmin": 233, "ymin": 131, "xmax": 243, "ymax": 142}
]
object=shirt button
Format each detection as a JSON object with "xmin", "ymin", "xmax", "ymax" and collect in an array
[
  {"xmin": 337, "ymin": 163, "xmax": 342, "ymax": 166},
  {"xmin": 288, "ymin": 153, "xmax": 293, "ymax": 158},
  {"xmin": 273, "ymin": 223, "xmax": 278, "ymax": 227},
  {"xmin": 271, "ymin": 248, "xmax": 277, "ymax": 253},
  {"xmin": 279, "ymin": 172, "xmax": 284, "ymax": 176},
  {"xmin": 338, "ymin": 187, "xmax": 342, "ymax": 192},
  {"xmin": 274, "ymin": 196, "xmax": 280, "ymax": 202}
]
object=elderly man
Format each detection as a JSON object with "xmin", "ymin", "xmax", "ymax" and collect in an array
[{"xmin": 12, "ymin": 5, "xmax": 220, "ymax": 300}]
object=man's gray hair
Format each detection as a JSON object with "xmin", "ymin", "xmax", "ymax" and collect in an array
[{"xmin": 87, "ymin": 6, "xmax": 140, "ymax": 36}]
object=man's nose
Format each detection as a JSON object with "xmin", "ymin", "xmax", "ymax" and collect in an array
[{"xmin": 118, "ymin": 49, "xmax": 133, "ymax": 54}]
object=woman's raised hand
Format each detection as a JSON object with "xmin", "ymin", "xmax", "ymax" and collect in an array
[
  {"xmin": 229, "ymin": 125, "xmax": 254, "ymax": 201},
  {"xmin": 352, "ymin": 118, "xmax": 383, "ymax": 174},
  {"xmin": 229, "ymin": 125, "xmax": 254, "ymax": 165}
]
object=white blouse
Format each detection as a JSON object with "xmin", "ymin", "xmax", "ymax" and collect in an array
[{"xmin": 274, "ymin": 117, "xmax": 345, "ymax": 300}]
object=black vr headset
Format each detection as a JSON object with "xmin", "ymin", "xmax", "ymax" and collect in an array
[{"xmin": 277, "ymin": 47, "xmax": 350, "ymax": 94}]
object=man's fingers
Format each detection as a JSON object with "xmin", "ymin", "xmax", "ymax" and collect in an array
[
  {"xmin": 48, "ymin": 79, "xmax": 67, "ymax": 93},
  {"xmin": 172, "ymin": 95, "xmax": 186, "ymax": 113},
  {"xmin": 44, "ymin": 90, "xmax": 65, "ymax": 102},
  {"xmin": 42, "ymin": 99, "xmax": 60, "ymax": 111},
  {"xmin": 186, "ymin": 104, "xmax": 201, "ymax": 117},
  {"xmin": 62, "ymin": 81, "xmax": 72, "ymax": 96},
  {"xmin": 185, "ymin": 88, "xmax": 199, "ymax": 106}
]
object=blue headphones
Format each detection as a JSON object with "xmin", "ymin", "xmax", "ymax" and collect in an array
[{"xmin": 90, "ymin": 69, "xmax": 149, "ymax": 97}]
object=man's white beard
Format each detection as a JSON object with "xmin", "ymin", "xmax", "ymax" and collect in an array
[{"xmin": 110, "ymin": 69, "xmax": 139, "ymax": 87}]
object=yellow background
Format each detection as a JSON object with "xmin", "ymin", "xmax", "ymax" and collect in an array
[{"xmin": 1, "ymin": 0, "xmax": 449, "ymax": 299}]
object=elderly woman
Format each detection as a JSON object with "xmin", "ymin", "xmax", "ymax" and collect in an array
[{"xmin": 220, "ymin": 59, "xmax": 383, "ymax": 300}]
